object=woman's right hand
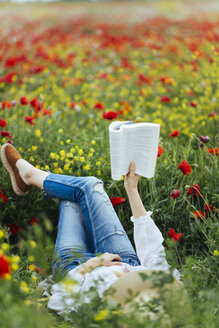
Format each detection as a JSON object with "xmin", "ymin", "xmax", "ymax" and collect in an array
[
  {"xmin": 78, "ymin": 252, "xmax": 122, "ymax": 275},
  {"xmin": 124, "ymin": 162, "xmax": 140, "ymax": 193}
]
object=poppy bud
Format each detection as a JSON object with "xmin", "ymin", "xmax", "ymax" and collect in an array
[{"xmin": 200, "ymin": 136, "xmax": 209, "ymax": 143}]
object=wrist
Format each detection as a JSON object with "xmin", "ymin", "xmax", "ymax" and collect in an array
[{"xmin": 125, "ymin": 186, "xmax": 138, "ymax": 195}]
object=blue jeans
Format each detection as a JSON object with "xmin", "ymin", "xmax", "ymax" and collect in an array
[{"xmin": 43, "ymin": 173, "xmax": 140, "ymax": 275}]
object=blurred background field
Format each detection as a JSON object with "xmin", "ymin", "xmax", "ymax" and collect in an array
[{"xmin": 0, "ymin": 1, "xmax": 218, "ymax": 327}]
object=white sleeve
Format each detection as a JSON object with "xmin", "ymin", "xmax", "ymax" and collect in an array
[{"xmin": 131, "ymin": 212, "xmax": 179, "ymax": 278}]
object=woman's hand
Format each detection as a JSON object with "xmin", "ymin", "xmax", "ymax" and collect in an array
[
  {"xmin": 124, "ymin": 162, "xmax": 140, "ymax": 192},
  {"xmin": 78, "ymin": 253, "xmax": 122, "ymax": 275}
]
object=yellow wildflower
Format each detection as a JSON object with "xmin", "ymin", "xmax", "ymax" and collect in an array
[
  {"xmin": 31, "ymin": 275, "xmax": 38, "ymax": 283},
  {"xmin": 78, "ymin": 149, "xmax": 83, "ymax": 155},
  {"xmin": 83, "ymin": 164, "xmax": 90, "ymax": 171},
  {"xmin": 0, "ymin": 230, "xmax": 5, "ymax": 238},
  {"xmin": 64, "ymin": 163, "xmax": 70, "ymax": 171},
  {"xmin": 60, "ymin": 150, "xmax": 65, "ymax": 157},
  {"xmin": 66, "ymin": 152, "xmax": 73, "ymax": 158},
  {"xmin": 11, "ymin": 255, "xmax": 20, "ymax": 263},
  {"xmin": 66, "ymin": 139, "xmax": 71, "ymax": 144},
  {"xmin": 31, "ymin": 146, "xmax": 37, "ymax": 151},
  {"xmin": 30, "ymin": 240, "xmax": 37, "ymax": 248},
  {"xmin": 58, "ymin": 128, "xmax": 63, "ymax": 133},
  {"xmin": 28, "ymin": 264, "xmax": 36, "ymax": 271},
  {"xmin": 20, "ymin": 281, "xmax": 30, "ymax": 293},
  {"xmin": 4, "ymin": 273, "xmax": 12, "ymax": 280},
  {"xmin": 94, "ymin": 309, "xmax": 109, "ymax": 322},
  {"xmin": 96, "ymin": 161, "xmax": 101, "ymax": 166},
  {"xmin": 213, "ymin": 250, "xmax": 218, "ymax": 256},
  {"xmin": 35, "ymin": 129, "xmax": 41, "ymax": 137},
  {"xmin": 28, "ymin": 255, "xmax": 35, "ymax": 262},
  {"xmin": 1, "ymin": 243, "xmax": 9, "ymax": 251},
  {"xmin": 88, "ymin": 153, "xmax": 93, "ymax": 159},
  {"xmin": 11, "ymin": 263, "xmax": 19, "ymax": 271},
  {"xmin": 91, "ymin": 140, "xmax": 96, "ymax": 145},
  {"xmin": 79, "ymin": 156, "xmax": 85, "ymax": 162}
]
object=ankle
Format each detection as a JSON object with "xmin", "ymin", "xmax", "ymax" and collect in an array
[{"xmin": 16, "ymin": 159, "xmax": 34, "ymax": 185}]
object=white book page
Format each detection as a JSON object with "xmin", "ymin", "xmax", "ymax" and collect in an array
[
  {"xmin": 122, "ymin": 123, "xmax": 160, "ymax": 178},
  {"xmin": 109, "ymin": 122, "xmax": 125, "ymax": 180}
]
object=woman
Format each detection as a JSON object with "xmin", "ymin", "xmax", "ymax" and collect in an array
[{"xmin": 1, "ymin": 143, "xmax": 179, "ymax": 314}]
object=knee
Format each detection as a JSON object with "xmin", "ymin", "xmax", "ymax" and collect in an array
[{"xmin": 84, "ymin": 176, "xmax": 104, "ymax": 193}]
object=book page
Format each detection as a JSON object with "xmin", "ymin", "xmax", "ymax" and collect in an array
[
  {"xmin": 109, "ymin": 122, "xmax": 124, "ymax": 180},
  {"xmin": 122, "ymin": 123, "xmax": 160, "ymax": 178}
]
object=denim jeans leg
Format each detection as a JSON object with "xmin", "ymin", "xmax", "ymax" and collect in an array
[
  {"xmin": 44, "ymin": 173, "xmax": 140, "ymax": 266},
  {"xmin": 53, "ymin": 200, "xmax": 95, "ymax": 276}
]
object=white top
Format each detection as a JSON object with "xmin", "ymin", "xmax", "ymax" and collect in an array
[{"xmin": 43, "ymin": 212, "xmax": 180, "ymax": 314}]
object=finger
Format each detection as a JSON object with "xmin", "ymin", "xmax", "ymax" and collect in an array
[
  {"xmin": 109, "ymin": 261, "xmax": 122, "ymax": 266},
  {"xmin": 129, "ymin": 162, "xmax": 136, "ymax": 177},
  {"xmin": 112, "ymin": 254, "xmax": 122, "ymax": 262}
]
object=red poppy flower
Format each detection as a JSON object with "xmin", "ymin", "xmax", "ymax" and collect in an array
[
  {"xmin": 1, "ymin": 101, "xmax": 12, "ymax": 109},
  {"xmin": 103, "ymin": 111, "xmax": 118, "ymax": 120},
  {"xmin": 43, "ymin": 109, "xmax": 52, "ymax": 116},
  {"xmin": 169, "ymin": 130, "xmax": 180, "ymax": 137},
  {"xmin": 138, "ymin": 73, "xmax": 152, "ymax": 84},
  {"xmin": 204, "ymin": 204, "xmax": 215, "ymax": 213},
  {"xmin": 36, "ymin": 101, "xmax": 44, "ymax": 111},
  {"xmin": 94, "ymin": 102, "xmax": 105, "ymax": 110},
  {"xmin": 192, "ymin": 211, "xmax": 205, "ymax": 219},
  {"xmin": 98, "ymin": 73, "xmax": 109, "ymax": 80},
  {"xmin": 0, "ymin": 190, "xmax": 7, "ymax": 203},
  {"xmin": 208, "ymin": 111, "xmax": 216, "ymax": 117},
  {"xmin": 8, "ymin": 223, "xmax": 22, "ymax": 235},
  {"xmin": 187, "ymin": 184, "xmax": 201, "ymax": 197},
  {"xmin": 24, "ymin": 116, "xmax": 35, "ymax": 125},
  {"xmin": 168, "ymin": 228, "xmax": 182, "ymax": 242},
  {"xmin": 0, "ymin": 71, "xmax": 17, "ymax": 84},
  {"xmin": 29, "ymin": 217, "xmax": 38, "ymax": 226},
  {"xmin": 178, "ymin": 160, "xmax": 191, "ymax": 175},
  {"xmin": 20, "ymin": 97, "xmax": 29, "ymax": 105},
  {"xmin": 30, "ymin": 98, "xmax": 38, "ymax": 108},
  {"xmin": 110, "ymin": 197, "xmax": 126, "ymax": 206},
  {"xmin": 170, "ymin": 190, "xmax": 181, "ymax": 199},
  {"xmin": 33, "ymin": 266, "xmax": 46, "ymax": 276},
  {"xmin": 69, "ymin": 102, "xmax": 77, "ymax": 109},
  {"xmin": 160, "ymin": 96, "xmax": 171, "ymax": 103},
  {"xmin": 208, "ymin": 148, "xmax": 219, "ymax": 155},
  {"xmin": 190, "ymin": 101, "xmax": 197, "ymax": 107},
  {"xmin": 157, "ymin": 145, "xmax": 164, "ymax": 157},
  {"xmin": 160, "ymin": 76, "xmax": 174, "ymax": 85},
  {"xmin": 1, "ymin": 130, "xmax": 11, "ymax": 138},
  {"xmin": 0, "ymin": 255, "xmax": 11, "ymax": 278},
  {"xmin": 0, "ymin": 119, "xmax": 7, "ymax": 128},
  {"xmin": 81, "ymin": 99, "xmax": 87, "ymax": 106},
  {"xmin": 30, "ymin": 65, "xmax": 46, "ymax": 74}
]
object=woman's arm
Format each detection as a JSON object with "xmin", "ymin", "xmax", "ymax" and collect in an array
[{"xmin": 124, "ymin": 162, "xmax": 147, "ymax": 219}]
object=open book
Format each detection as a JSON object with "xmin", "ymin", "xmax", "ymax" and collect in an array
[{"xmin": 109, "ymin": 121, "xmax": 160, "ymax": 180}]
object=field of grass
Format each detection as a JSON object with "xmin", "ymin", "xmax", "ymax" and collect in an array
[{"xmin": 0, "ymin": 1, "xmax": 218, "ymax": 327}]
